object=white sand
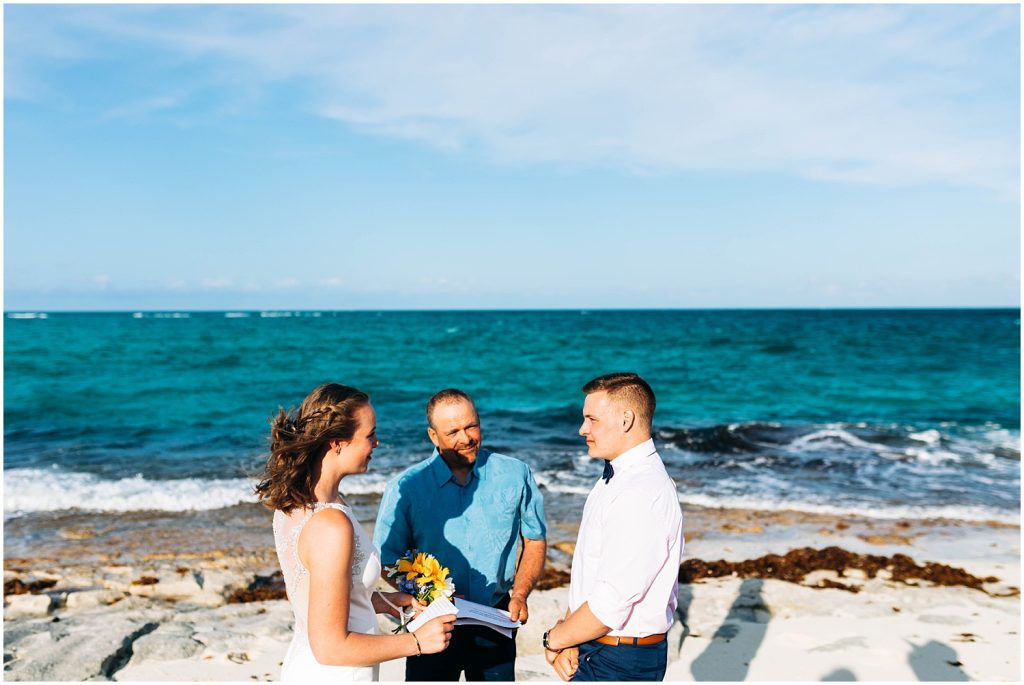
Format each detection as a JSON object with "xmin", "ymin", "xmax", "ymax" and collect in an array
[
  {"xmin": 7, "ymin": 510, "xmax": 1019, "ymax": 682},
  {"xmin": 114, "ymin": 522, "xmax": 1020, "ymax": 682},
  {"xmin": 111, "ymin": 574, "xmax": 1019, "ymax": 682}
]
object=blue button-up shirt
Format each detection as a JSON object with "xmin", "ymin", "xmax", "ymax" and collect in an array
[{"xmin": 373, "ymin": 448, "xmax": 547, "ymax": 607}]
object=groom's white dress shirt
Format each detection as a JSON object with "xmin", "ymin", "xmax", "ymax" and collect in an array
[{"xmin": 568, "ymin": 438, "xmax": 685, "ymax": 637}]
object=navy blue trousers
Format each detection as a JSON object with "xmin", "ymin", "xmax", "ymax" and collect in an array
[
  {"xmin": 405, "ymin": 623, "xmax": 516, "ymax": 681},
  {"xmin": 571, "ymin": 639, "xmax": 667, "ymax": 682},
  {"xmin": 405, "ymin": 595, "xmax": 516, "ymax": 681}
]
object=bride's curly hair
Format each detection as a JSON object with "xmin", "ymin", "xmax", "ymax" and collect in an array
[{"xmin": 256, "ymin": 383, "xmax": 371, "ymax": 513}]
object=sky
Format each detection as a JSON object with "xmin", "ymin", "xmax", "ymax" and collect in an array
[{"xmin": 3, "ymin": 3, "xmax": 1020, "ymax": 310}]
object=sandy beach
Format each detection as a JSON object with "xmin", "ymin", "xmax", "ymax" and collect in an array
[{"xmin": 4, "ymin": 501, "xmax": 1019, "ymax": 681}]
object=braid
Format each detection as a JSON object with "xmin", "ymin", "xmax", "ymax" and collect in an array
[{"xmin": 255, "ymin": 383, "xmax": 371, "ymax": 513}]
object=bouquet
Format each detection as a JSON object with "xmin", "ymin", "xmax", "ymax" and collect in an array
[
  {"xmin": 385, "ymin": 549, "xmax": 456, "ymax": 603},
  {"xmin": 383, "ymin": 549, "xmax": 455, "ymax": 633}
]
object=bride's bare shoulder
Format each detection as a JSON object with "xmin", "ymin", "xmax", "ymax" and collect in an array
[{"xmin": 301, "ymin": 507, "xmax": 354, "ymax": 546}]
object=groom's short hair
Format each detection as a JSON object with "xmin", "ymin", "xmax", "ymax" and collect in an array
[
  {"xmin": 582, "ymin": 372, "xmax": 656, "ymax": 431},
  {"xmin": 426, "ymin": 388, "xmax": 476, "ymax": 427}
]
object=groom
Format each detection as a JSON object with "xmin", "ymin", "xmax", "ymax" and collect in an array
[{"xmin": 542, "ymin": 373, "xmax": 684, "ymax": 681}]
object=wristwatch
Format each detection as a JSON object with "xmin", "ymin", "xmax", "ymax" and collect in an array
[{"xmin": 543, "ymin": 630, "xmax": 555, "ymax": 651}]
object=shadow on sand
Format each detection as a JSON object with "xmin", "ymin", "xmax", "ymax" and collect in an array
[
  {"xmin": 821, "ymin": 667, "xmax": 858, "ymax": 681},
  {"xmin": 689, "ymin": 578, "xmax": 770, "ymax": 681},
  {"xmin": 908, "ymin": 640, "xmax": 970, "ymax": 681}
]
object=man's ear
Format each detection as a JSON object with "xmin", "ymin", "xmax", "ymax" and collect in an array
[
  {"xmin": 426, "ymin": 426, "xmax": 440, "ymax": 448},
  {"xmin": 622, "ymin": 409, "xmax": 636, "ymax": 433}
]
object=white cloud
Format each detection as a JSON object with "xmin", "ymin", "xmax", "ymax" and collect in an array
[
  {"xmin": 99, "ymin": 94, "xmax": 183, "ymax": 122},
  {"xmin": 201, "ymin": 277, "xmax": 233, "ymax": 289},
  {"xmin": 9, "ymin": 4, "xmax": 1019, "ymax": 194}
]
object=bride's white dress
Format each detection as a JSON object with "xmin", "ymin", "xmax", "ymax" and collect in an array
[{"xmin": 273, "ymin": 502, "xmax": 382, "ymax": 682}]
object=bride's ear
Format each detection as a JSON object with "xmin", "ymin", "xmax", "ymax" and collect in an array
[{"xmin": 328, "ymin": 439, "xmax": 345, "ymax": 453}]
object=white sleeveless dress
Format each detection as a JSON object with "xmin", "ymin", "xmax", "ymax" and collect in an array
[{"xmin": 273, "ymin": 502, "xmax": 382, "ymax": 682}]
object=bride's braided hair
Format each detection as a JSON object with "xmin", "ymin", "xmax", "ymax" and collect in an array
[{"xmin": 255, "ymin": 383, "xmax": 370, "ymax": 513}]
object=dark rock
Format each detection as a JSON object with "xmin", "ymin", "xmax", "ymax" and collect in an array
[
  {"xmin": 226, "ymin": 572, "xmax": 286, "ymax": 604},
  {"xmin": 4, "ymin": 579, "xmax": 57, "ymax": 596}
]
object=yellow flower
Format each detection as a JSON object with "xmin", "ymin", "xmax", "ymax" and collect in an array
[
  {"xmin": 393, "ymin": 552, "xmax": 421, "ymax": 581},
  {"xmin": 397, "ymin": 557, "xmax": 422, "ymax": 580},
  {"xmin": 413, "ymin": 552, "xmax": 429, "ymax": 574},
  {"xmin": 422, "ymin": 560, "xmax": 450, "ymax": 588},
  {"xmin": 390, "ymin": 552, "xmax": 453, "ymax": 598}
]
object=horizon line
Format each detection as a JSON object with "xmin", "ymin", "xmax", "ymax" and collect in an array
[{"xmin": 5, "ymin": 306, "xmax": 1021, "ymax": 314}]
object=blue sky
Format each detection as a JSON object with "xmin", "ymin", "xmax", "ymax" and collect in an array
[{"xmin": 4, "ymin": 4, "xmax": 1020, "ymax": 310}]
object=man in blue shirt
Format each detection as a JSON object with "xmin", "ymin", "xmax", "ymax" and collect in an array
[{"xmin": 374, "ymin": 388, "xmax": 547, "ymax": 681}]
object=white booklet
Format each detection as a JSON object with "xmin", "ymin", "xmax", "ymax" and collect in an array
[
  {"xmin": 452, "ymin": 598, "xmax": 522, "ymax": 639},
  {"xmin": 405, "ymin": 594, "xmax": 459, "ymax": 633},
  {"xmin": 404, "ymin": 596, "xmax": 522, "ymax": 639}
]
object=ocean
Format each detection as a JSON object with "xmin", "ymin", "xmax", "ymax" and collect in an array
[{"xmin": 3, "ymin": 309, "xmax": 1020, "ymax": 526}]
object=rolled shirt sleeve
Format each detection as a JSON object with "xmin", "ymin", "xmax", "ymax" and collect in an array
[
  {"xmin": 586, "ymin": 488, "xmax": 676, "ymax": 631},
  {"xmin": 519, "ymin": 464, "xmax": 547, "ymax": 540}
]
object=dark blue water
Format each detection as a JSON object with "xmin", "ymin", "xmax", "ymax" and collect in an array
[{"xmin": 3, "ymin": 309, "xmax": 1020, "ymax": 522}]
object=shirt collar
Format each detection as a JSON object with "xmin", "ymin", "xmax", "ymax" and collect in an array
[
  {"xmin": 608, "ymin": 438, "xmax": 657, "ymax": 476},
  {"xmin": 428, "ymin": 448, "xmax": 490, "ymax": 488}
]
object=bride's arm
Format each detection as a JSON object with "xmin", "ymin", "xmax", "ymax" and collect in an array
[{"xmin": 300, "ymin": 509, "xmax": 423, "ymax": 666}]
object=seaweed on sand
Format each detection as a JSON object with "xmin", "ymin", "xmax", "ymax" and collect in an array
[{"xmin": 679, "ymin": 546, "xmax": 1019, "ymax": 596}]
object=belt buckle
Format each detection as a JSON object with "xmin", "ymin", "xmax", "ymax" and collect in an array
[{"xmin": 615, "ymin": 636, "xmax": 622, "ymax": 646}]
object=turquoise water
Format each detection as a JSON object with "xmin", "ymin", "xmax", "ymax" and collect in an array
[{"xmin": 3, "ymin": 309, "xmax": 1020, "ymax": 522}]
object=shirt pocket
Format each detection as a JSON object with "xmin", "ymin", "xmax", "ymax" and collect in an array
[{"xmin": 480, "ymin": 489, "xmax": 522, "ymax": 543}]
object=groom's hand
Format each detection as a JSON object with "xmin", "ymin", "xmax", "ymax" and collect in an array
[
  {"xmin": 552, "ymin": 647, "xmax": 579, "ymax": 681},
  {"xmin": 508, "ymin": 594, "xmax": 529, "ymax": 624}
]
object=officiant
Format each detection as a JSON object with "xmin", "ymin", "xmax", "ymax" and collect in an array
[{"xmin": 374, "ymin": 388, "xmax": 547, "ymax": 681}]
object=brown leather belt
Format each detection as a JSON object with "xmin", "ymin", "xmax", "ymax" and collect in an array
[{"xmin": 595, "ymin": 632, "xmax": 666, "ymax": 646}]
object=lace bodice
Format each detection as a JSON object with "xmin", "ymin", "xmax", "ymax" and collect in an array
[{"xmin": 273, "ymin": 502, "xmax": 382, "ymax": 640}]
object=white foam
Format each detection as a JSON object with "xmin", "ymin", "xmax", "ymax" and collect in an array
[
  {"xmin": 522, "ymin": 471, "xmax": 1019, "ymax": 524},
  {"xmin": 337, "ymin": 473, "xmax": 388, "ymax": 495},
  {"xmin": 678, "ymin": 492, "xmax": 1020, "ymax": 525},
  {"xmin": 901, "ymin": 447, "xmax": 962, "ymax": 465},
  {"xmin": 2, "ymin": 468, "xmax": 388, "ymax": 516},
  {"xmin": 789, "ymin": 428, "xmax": 886, "ymax": 453},
  {"xmin": 909, "ymin": 429, "xmax": 942, "ymax": 444},
  {"xmin": 3, "ymin": 469, "xmax": 255, "ymax": 516},
  {"xmin": 533, "ymin": 473, "xmax": 591, "ymax": 496},
  {"xmin": 224, "ymin": 312, "xmax": 250, "ymax": 318},
  {"xmin": 981, "ymin": 428, "xmax": 1021, "ymax": 454},
  {"xmin": 7, "ymin": 312, "xmax": 48, "ymax": 319}
]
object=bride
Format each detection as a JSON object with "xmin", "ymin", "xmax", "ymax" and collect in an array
[{"xmin": 256, "ymin": 383, "xmax": 455, "ymax": 681}]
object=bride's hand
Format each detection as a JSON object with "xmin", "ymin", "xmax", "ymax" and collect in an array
[{"xmin": 413, "ymin": 614, "xmax": 456, "ymax": 654}]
